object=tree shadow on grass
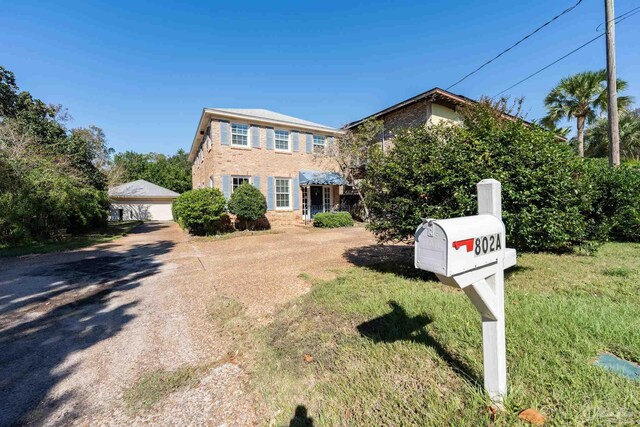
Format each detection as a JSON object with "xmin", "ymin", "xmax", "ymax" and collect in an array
[
  {"xmin": 357, "ymin": 301, "xmax": 482, "ymax": 387},
  {"xmin": 344, "ymin": 244, "xmax": 438, "ymax": 281},
  {"xmin": 0, "ymin": 231, "xmax": 175, "ymax": 425}
]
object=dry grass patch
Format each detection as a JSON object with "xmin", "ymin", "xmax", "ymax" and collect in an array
[
  {"xmin": 190, "ymin": 229, "xmax": 282, "ymax": 243},
  {"xmin": 124, "ymin": 353, "xmax": 241, "ymax": 413},
  {"xmin": 124, "ymin": 365, "xmax": 204, "ymax": 412}
]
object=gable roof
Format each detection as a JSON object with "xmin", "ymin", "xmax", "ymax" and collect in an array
[
  {"xmin": 109, "ymin": 179, "xmax": 180, "ymax": 199},
  {"xmin": 345, "ymin": 88, "xmax": 475, "ymax": 129},
  {"xmin": 189, "ymin": 108, "xmax": 341, "ymax": 163},
  {"xmin": 345, "ymin": 87, "xmax": 535, "ymax": 129}
]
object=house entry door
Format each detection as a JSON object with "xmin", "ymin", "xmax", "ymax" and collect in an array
[{"xmin": 310, "ymin": 186, "xmax": 323, "ymax": 218}]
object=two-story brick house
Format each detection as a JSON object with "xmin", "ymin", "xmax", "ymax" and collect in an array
[{"xmin": 189, "ymin": 108, "xmax": 344, "ymax": 225}]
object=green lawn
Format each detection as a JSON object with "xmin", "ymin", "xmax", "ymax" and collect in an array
[
  {"xmin": 0, "ymin": 221, "xmax": 142, "ymax": 257},
  {"xmin": 253, "ymin": 243, "xmax": 640, "ymax": 426}
]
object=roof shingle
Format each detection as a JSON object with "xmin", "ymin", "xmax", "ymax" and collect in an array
[{"xmin": 109, "ymin": 180, "xmax": 180, "ymax": 198}]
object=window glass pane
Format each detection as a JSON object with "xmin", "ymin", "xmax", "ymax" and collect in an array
[
  {"xmin": 275, "ymin": 130, "xmax": 289, "ymax": 150},
  {"xmin": 231, "ymin": 124, "xmax": 249, "ymax": 146},
  {"xmin": 323, "ymin": 187, "xmax": 331, "ymax": 211},
  {"xmin": 232, "ymin": 176, "xmax": 250, "ymax": 192},
  {"xmin": 301, "ymin": 187, "xmax": 308, "ymax": 216},
  {"xmin": 313, "ymin": 135, "xmax": 325, "ymax": 153},
  {"xmin": 275, "ymin": 178, "xmax": 290, "ymax": 208}
]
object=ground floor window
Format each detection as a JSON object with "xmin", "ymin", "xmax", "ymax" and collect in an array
[
  {"xmin": 209, "ymin": 175, "xmax": 214, "ymax": 188},
  {"xmin": 275, "ymin": 178, "xmax": 291, "ymax": 209},
  {"xmin": 232, "ymin": 176, "xmax": 250, "ymax": 193}
]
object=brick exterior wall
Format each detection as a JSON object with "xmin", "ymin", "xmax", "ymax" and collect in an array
[
  {"xmin": 358, "ymin": 100, "xmax": 459, "ymax": 153},
  {"xmin": 191, "ymin": 116, "xmax": 342, "ymax": 226}
]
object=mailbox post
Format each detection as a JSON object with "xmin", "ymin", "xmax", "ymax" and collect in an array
[{"xmin": 414, "ymin": 179, "xmax": 514, "ymax": 403}]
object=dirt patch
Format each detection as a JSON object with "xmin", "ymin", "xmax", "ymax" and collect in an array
[{"xmin": 191, "ymin": 225, "xmax": 377, "ymax": 320}]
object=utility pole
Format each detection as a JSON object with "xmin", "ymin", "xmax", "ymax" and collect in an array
[{"xmin": 605, "ymin": 0, "xmax": 621, "ymax": 167}]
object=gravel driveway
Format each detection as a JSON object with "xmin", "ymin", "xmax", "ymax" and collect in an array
[{"xmin": 0, "ymin": 222, "xmax": 376, "ymax": 426}]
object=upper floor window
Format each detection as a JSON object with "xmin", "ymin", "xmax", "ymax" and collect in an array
[
  {"xmin": 275, "ymin": 130, "xmax": 290, "ymax": 151},
  {"xmin": 232, "ymin": 176, "xmax": 250, "ymax": 193},
  {"xmin": 231, "ymin": 124, "xmax": 249, "ymax": 146},
  {"xmin": 313, "ymin": 135, "xmax": 326, "ymax": 153}
]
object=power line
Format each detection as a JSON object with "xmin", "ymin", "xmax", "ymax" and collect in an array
[
  {"xmin": 446, "ymin": 0, "xmax": 583, "ymax": 91},
  {"xmin": 596, "ymin": 5, "xmax": 640, "ymax": 31},
  {"xmin": 493, "ymin": 34, "xmax": 602, "ymax": 98},
  {"xmin": 492, "ymin": 9, "xmax": 639, "ymax": 98}
]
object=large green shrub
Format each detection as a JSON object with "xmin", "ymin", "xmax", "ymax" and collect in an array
[
  {"xmin": 172, "ymin": 188, "xmax": 227, "ymax": 235},
  {"xmin": 0, "ymin": 144, "xmax": 109, "ymax": 244},
  {"xmin": 313, "ymin": 212, "xmax": 354, "ymax": 228},
  {"xmin": 363, "ymin": 101, "xmax": 590, "ymax": 252},
  {"xmin": 227, "ymin": 182, "xmax": 267, "ymax": 229},
  {"xmin": 582, "ymin": 159, "xmax": 640, "ymax": 242}
]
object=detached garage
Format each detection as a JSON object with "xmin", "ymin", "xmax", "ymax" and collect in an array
[{"xmin": 108, "ymin": 179, "xmax": 180, "ymax": 221}]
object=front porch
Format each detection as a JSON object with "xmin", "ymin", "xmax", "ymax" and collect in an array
[{"xmin": 298, "ymin": 171, "xmax": 346, "ymax": 222}]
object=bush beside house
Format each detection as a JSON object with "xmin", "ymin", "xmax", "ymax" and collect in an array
[
  {"xmin": 227, "ymin": 183, "xmax": 268, "ymax": 230},
  {"xmin": 313, "ymin": 212, "xmax": 354, "ymax": 228},
  {"xmin": 172, "ymin": 188, "xmax": 227, "ymax": 235},
  {"xmin": 363, "ymin": 100, "xmax": 640, "ymax": 253}
]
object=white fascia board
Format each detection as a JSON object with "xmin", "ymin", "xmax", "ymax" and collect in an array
[
  {"xmin": 188, "ymin": 109, "xmax": 344, "ymax": 163},
  {"xmin": 204, "ymin": 109, "xmax": 343, "ymax": 134}
]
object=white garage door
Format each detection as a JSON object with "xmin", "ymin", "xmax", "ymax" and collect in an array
[
  {"xmin": 109, "ymin": 199, "xmax": 175, "ymax": 221},
  {"xmin": 146, "ymin": 202, "xmax": 174, "ymax": 221}
]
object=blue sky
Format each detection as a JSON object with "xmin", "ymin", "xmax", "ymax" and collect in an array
[{"xmin": 2, "ymin": 0, "xmax": 639, "ymax": 155}]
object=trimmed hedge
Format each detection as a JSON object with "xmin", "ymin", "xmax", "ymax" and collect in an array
[
  {"xmin": 228, "ymin": 182, "xmax": 267, "ymax": 229},
  {"xmin": 172, "ymin": 188, "xmax": 227, "ymax": 235},
  {"xmin": 313, "ymin": 212, "xmax": 354, "ymax": 228}
]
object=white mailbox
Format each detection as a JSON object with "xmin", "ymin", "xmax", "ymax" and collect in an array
[
  {"xmin": 414, "ymin": 179, "xmax": 516, "ymax": 404},
  {"xmin": 415, "ymin": 214, "xmax": 505, "ymax": 278}
]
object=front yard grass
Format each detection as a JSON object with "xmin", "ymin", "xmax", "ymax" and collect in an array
[
  {"xmin": 253, "ymin": 242, "xmax": 640, "ymax": 426},
  {"xmin": 0, "ymin": 220, "xmax": 142, "ymax": 257}
]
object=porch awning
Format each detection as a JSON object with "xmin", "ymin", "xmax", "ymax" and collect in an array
[{"xmin": 298, "ymin": 171, "xmax": 347, "ymax": 185}]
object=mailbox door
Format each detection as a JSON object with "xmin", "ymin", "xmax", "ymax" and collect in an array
[{"xmin": 415, "ymin": 222, "xmax": 447, "ymax": 275}]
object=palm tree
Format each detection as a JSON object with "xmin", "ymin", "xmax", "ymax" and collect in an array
[
  {"xmin": 542, "ymin": 70, "xmax": 631, "ymax": 157},
  {"xmin": 585, "ymin": 109, "xmax": 640, "ymax": 161}
]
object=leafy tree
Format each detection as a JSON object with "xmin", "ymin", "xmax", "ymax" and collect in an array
[
  {"xmin": 364, "ymin": 99, "xmax": 591, "ymax": 252},
  {"xmin": 0, "ymin": 66, "xmax": 110, "ymax": 244},
  {"xmin": 324, "ymin": 119, "xmax": 384, "ymax": 219},
  {"xmin": 228, "ymin": 182, "xmax": 267, "ymax": 229},
  {"xmin": 585, "ymin": 108, "xmax": 640, "ymax": 161},
  {"xmin": 112, "ymin": 149, "xmax": 191, "ymax": 193},
  {"xmin": 542, "ymin": 70, "xmax": 631, "ymax": 158},
  {"xmin": 0, "ymin": 121, "xmax": 108, "ymax": 243},
  {"xmin": 0, "ymin": 66, "xmax": 19, "ymax": 117}
]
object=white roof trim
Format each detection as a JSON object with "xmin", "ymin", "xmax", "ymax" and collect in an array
[{"xmin": 188, "ymin": 109, "xmax": 343, "ymax": 162}]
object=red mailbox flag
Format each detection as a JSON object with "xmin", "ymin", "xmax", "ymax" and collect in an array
[{"xmin": 453, "ymin": 238, "xmax": 474, "ymax": 252}]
